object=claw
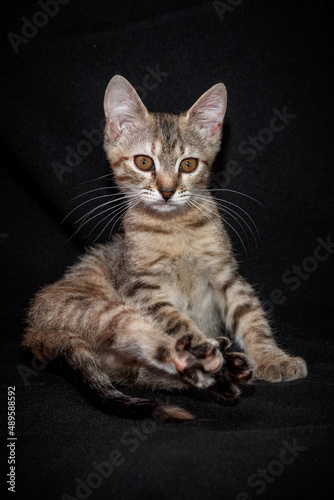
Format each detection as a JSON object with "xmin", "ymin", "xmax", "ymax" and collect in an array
[
  {"xmin": 216, "ymin": 336, "xmax": 231, "ymax": 351},
  {"xmin": 188, "ymin": 342, "xmax": 216, "ymax": 359},
  {"xmin": 175, "ymin": 334, "xmax": 193, "ymax": 352}
]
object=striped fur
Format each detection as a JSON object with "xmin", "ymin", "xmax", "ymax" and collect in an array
[{"xmin": 23, "ymin": 76, "xmax": 307, "ymax": 421}]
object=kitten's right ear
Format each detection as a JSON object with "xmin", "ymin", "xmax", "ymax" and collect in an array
[{"xmin": 104, "ymin": 75, "xmax": 148, "ymax": 140}]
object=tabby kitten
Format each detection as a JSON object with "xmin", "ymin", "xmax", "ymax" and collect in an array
[{"xmin": 23, "ymin": 76, "xmax": 307, "ymax": 420}]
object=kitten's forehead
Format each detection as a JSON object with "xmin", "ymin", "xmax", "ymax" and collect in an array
[{"xmin": 151, "ymin": 113, "xmax": 186, "ymax": 168}]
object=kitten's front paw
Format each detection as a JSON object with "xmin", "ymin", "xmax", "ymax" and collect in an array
[
  {"xmin": 173, "ymin": 334, "xmax": 223, "ymax": 388},
  {"xmin": 254, "ymin": 355, "xmax": 307, "ymax": 382}
]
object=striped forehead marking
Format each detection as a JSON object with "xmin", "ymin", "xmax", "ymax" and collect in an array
[{"xmin": 151, "ymin": 115, "xmax": 186, "ymax": 170}]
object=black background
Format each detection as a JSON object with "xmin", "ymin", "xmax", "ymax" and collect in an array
[{"xmin": 1, "ymin": 1, "xmax": 333, "ymax": 499}]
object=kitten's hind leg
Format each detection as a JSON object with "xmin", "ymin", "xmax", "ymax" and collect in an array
[
  {"xmin": 97, "ymin": 306, "xmax": 223, "ymax": 390},
  {"xmin": 22, "ymin": 327, "xmax": 194, "ymax": 421}
]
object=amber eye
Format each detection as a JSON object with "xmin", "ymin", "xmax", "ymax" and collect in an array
[
  {"xmin": 134, "ymin": 155, "xmax": 154, "ymax": 171},
  {"xmin": 180, "ymin": 158, "xmax": 198, "ymax": 173}
]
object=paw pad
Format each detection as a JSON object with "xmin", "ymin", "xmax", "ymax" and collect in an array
[{"xmin": 173, "ymin": 334, "xmax": 223, "ymax": 388}]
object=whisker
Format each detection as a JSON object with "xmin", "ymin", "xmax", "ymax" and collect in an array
[
  {"xmin": 93, "ymin": 199, "xmax": 141, "ymax": 243},
  {"xmin": 64, "ymin": 197, "xmax": 131, "ymax": 243},
  {"xmin": 187, "ymin": 199, "xmax": 224, "ymax": 244},
  {"xmin": 215, "ymin": 201, "xmax": 259, "ymax": 247},
  {"xmin": 83, "ymin": 207, "xmax": 117, "ymax": 237},
  {"xmin": 84, "ymin": 201, "xmax": 130, "ymax": 238},
  {"xmin": 78, "ymin": 172, "xmax": 114, "ymax": 185},
  {"xmin": 72, "ymin": 186, "xmax": 121, "ymax": 200},
  {"xmin": 210, "ymin": 202, "xmax": 250, "ymax": 245},
  {"xmin": 76, "ymin": 193, "xmax": 137, "ymax": 225},
  {"xmin": 218, "ymin": 204, "xmax": 255, "ymax": 248},
  {"xmin": 77, "ymin": 196, "xmax": 133, "ymax": 231},
  {"xmin": 216, "ymin": 198, "xmax": 259, "ymax": 237},
  {"xmin": 79, "ymin": 199, "xmax": 131, "ymax": 234},
  {"xmin": 62, "ymin": 194, "xmax": 116, "ymax": 223},
  {"xmin": 107, "ymin": 199, "xmax": 141, "ymax": 241},
  {"xmin": 205, "ymin": 187, "xmax": 263, "ymax": 206},
  {"xmin": 62, "ymin": 193, "xmax": 130, "ymax": 223},
  {"xmin": 192, "ymin": 198, "xmax": 248, "ymax": 257},
  {"xmin": 195, "ymin": 193, "xmax": 259, "ymax": 247}
]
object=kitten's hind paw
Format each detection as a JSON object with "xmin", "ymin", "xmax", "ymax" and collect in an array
[
  {"xmin": 210, "ymin": 337, "xmax": 252, "ymax": 399},
  {"xmin": 220, "ymin": 352, "xmax": 252, "ymax": 384},
  {"xmin": 173, "ymin": 334, "xmax": 223, "ymax": 388},
  {"xmin": 216, "ymin": 336, "xmax": 252, "ymax": 381}
]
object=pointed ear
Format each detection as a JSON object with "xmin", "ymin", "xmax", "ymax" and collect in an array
[
  {"xmin": 186, "ymin": 83, "xmax": 227, "ymax": 142},
  {"xmin": 104, "ymin": 75, "xmax": 148, "ymax": 140}
]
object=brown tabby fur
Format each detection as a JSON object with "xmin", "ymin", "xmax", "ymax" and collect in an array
[{"xmin": 22, "ymin": 76, "xmax": 307, "ymax": 421}]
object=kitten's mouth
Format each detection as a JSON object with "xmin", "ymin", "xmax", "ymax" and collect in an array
[
  {"xmin": 149, "ymin": 200, "xmax": 180, "ymax": 212},
  {"xmin": 154, "ymin": 201, "xmax": 177, "ymax": 211}
]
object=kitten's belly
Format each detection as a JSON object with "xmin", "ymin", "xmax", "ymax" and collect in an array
[
  {"xmin": 161, "ymin": 278, "xmax": 222, "ymax": 339},
  {"xmin": 188, "ymin": 297, "xmax": 223, "ymax": 338}
]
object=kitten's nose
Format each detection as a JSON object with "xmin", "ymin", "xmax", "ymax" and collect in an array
[{"xmin": 159, "ymin": 189, "xmax": 175, "ymax": 202}]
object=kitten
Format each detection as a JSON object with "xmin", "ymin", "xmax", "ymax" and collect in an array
[{"xmin": 22, "ymin": 76, "xmax": 307, "ymax": 421}]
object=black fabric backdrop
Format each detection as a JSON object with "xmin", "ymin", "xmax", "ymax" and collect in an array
[{"xmin": 1, "ymin": 1, "xmax": 333, "ymax": 499}]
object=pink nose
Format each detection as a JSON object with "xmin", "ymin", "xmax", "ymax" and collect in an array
[{"xmin": 160, "ymin": 189, "xmax": 175, "ymax": 201}]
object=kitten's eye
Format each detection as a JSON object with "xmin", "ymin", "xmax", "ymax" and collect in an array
[
  {"xmin": 134, "ymin": 155, "xmax": 154, "ymax": 171},
  {"xmin": 180, "ymin": 158, "xmax": 198, "ymax": 173}
]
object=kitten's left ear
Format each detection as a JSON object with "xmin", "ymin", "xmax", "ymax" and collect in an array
[{"xmin": 185, "ymin": 83, "xmax": 227, "ymax": 142}]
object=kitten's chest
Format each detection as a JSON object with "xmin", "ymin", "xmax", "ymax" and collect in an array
[
  {"xmin": 148, "ymin": 232, "xmax": 224, "ymax": 325},
  {"xmin": 162, "ymin": 253, "xmax": 209, "ymax": 296},
  {"xmin": 124, "ymin": 218, "xmax": 231, "ymax": 335}
]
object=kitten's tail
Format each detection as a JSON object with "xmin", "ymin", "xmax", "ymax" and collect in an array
[{"xmin": 22, "ymin": 327, "xmax": 194, "ymax": 422}]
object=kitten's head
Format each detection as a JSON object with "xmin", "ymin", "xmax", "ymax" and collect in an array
[{"xmin": 103, "ymin": 75, "xmax": 227, "ymax": 214}]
